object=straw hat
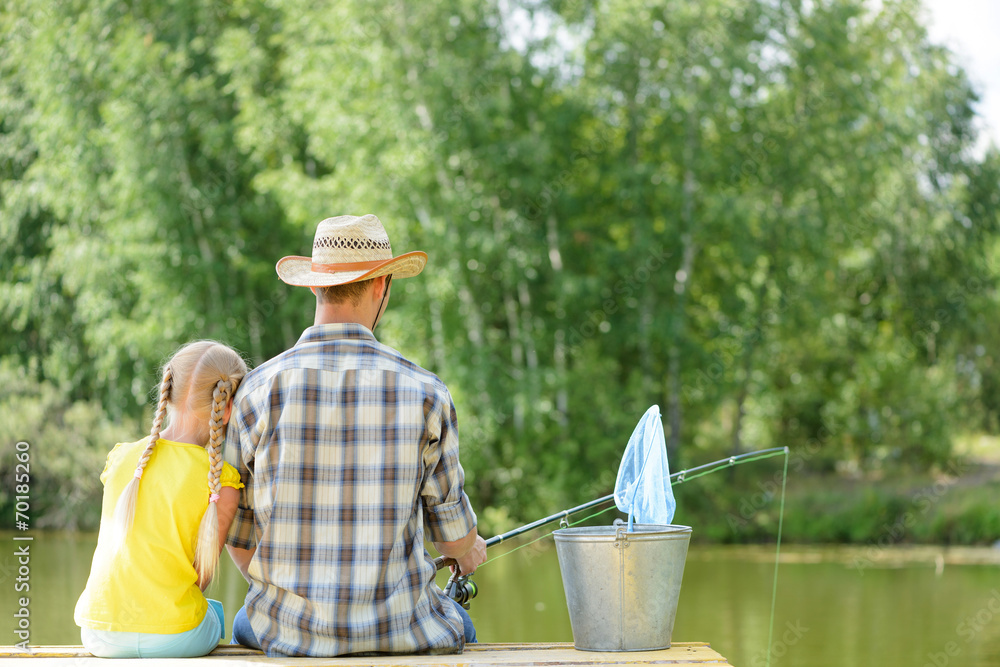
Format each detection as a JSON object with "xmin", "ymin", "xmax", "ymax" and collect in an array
[{"xmin": 276, "ymin": 214, "xmax": 427, "ymax": 287}]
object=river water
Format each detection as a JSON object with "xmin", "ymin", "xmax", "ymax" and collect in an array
[{"xmin": 4, "ymin": 531, "xmax": 1000, "ymax": 666}]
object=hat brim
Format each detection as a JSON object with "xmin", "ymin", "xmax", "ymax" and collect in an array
[{"xmin": 275, "ymin": 251, "xmax": 427, "ymax": 287}]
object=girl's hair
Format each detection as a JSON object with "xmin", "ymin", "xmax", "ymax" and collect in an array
[{"xmin": 112, "ymin": 341, "xmax": 247, "ymax": 585}]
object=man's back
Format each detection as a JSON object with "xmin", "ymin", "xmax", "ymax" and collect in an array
[{"xmin": 225, "ymin": 323, "xmax": 476, "ymax": 657}]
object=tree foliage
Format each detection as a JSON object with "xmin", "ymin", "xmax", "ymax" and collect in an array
[{"xmin": 2, "ymin": 0, "xmax": 999, "ymax": 532}]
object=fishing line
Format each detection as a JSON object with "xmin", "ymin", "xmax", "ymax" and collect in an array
[
  {"xmin": 480, "ymin": 503, "xmax": 619, "ymax": 568},
  {"xmin": 764, "ymin": 448, "xmax": 789, "ymax": 667}
]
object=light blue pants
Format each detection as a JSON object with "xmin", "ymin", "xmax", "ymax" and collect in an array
[{"xmin": 81, "ymin": 599, "xmax": 224, "ymax": 658}]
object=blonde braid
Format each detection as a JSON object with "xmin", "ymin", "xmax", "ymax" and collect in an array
[
  {"xmin": 193, "ymin": 378, "xmax": 232, "ymax": 585},
  {"xmin": 112, "ymin": 365, "xmax": 172, "ymax": 550}
]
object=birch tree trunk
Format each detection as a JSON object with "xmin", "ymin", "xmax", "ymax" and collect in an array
[{"xmin": 666, "ymin": 68, "xmax": 700, "ymax": 460}]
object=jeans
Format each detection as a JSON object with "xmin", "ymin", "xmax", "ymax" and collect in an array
[
  {"xmin": 231, "ymin": 604, "xmax": 261, "ymax": 650},
  {"xmin": 231, "ymin": 597, "xmax": 477, "ymax": 650},
  {"xmin": 451, "ymin": 598, "xmax": 477, "ymax": 643},
  {"xmin": 81, "ymin": 598, "xmax": 224, "ymax": 658}
]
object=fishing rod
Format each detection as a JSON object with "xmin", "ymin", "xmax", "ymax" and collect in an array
[{"xmin": 438, "ymin": 446, "xmax": 789, "ymax": 606}]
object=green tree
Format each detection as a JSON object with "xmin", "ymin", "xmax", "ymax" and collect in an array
[{"xmin": 2, "ymin": 0, "xmax": 998, "ymax": 533}]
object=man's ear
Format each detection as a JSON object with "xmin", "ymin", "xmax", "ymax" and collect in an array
[{"xmin": 374, "ymin": 275, "xmax": 389, "ymax": 300}]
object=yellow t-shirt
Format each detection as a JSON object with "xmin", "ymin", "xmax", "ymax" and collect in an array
[{"xmin": 74, "ymin": 437, "xmax": 244, "ymax": 633}]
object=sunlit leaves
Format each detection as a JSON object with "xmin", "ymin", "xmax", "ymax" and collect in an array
[{"xmin": 2, "ymin": 0, "xmax": 998, "ymax": 531}]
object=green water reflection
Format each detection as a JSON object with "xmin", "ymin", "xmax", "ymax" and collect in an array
[{"xmin": 4, "ymin": 532, "xmax": 1000, "ymax": 666}]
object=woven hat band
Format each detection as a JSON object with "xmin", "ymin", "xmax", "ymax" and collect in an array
[{"xmin": 311, "ymin": 259, "xmax": 389, "ymax": 274}]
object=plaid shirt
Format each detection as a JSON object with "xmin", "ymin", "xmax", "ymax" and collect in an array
[{"xmin": 225, "ymin": 323, "xmax": 477, "ymax": 657}]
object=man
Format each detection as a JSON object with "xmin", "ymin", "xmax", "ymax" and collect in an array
[{"xmin": 225, "ymin": 214, "xmax": 487, "ymax": 657}]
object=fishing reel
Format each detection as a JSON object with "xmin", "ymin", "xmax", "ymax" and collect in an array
[{"xmin": 444, "ymin": 571, "xmax": 479, "ymax": 609}]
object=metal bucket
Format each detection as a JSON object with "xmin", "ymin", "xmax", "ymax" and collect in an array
[{"xmin": 553, "ymin": 523, "xmax": 692, "ymax": 651}]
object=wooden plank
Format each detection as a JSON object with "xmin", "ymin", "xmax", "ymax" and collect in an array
[{"xmin": 0, "ymin": 643, "xmax": 732, "ymax": 665}]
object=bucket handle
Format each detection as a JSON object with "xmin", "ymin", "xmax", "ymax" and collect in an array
[{"xmin": 614, "ymin": 524, "xmax": 630, "ymax": 549}]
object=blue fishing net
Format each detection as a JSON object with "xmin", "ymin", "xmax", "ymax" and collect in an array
[{"xmin": 613, "ymin": 405, "xmax": 676, "ymax": 528}]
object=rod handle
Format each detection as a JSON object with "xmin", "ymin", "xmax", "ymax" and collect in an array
[{"xmin": 434, "ymin": 555, "xmax": 457, "ymax": 571}]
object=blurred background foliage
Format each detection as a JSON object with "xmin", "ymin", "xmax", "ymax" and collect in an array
[{"xmin": 2, "ymin": 0, "xmax": 999, "ymax": 538}]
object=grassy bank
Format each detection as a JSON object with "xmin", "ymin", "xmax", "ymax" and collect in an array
[{"xmin": 674, "ymin": 460, "xmax": 1000, "ymax": 546}]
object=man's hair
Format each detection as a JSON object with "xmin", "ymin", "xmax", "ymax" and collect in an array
[{"xmin": 316, "ymin": 278, "xmax": 374, "ymax": 306}]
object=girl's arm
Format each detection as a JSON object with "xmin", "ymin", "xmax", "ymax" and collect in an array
[
  {"xmin": 217, "ymin": 487, "xmax": 255, "ymax": 584},
  {"xmin": 197, "ymin": 487, "xmax": 241, "ymax": 591},
  {"xmin": 227, "ymin": 544, "xmax": 255, "ymax": 584},
  {"xmin": 216, "ymin": 486, "xmax": 240, "ymax": 551}
]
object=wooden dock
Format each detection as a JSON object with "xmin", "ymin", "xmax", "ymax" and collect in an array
[{"xmin": 1, "ymin": 642, "xmax": 732, "ymax": 665}]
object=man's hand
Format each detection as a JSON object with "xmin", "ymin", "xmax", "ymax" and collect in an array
[
  {"xmin": 451, "ymin": 535, "xmax": 487, "ymax": 576},
  {"xmin": 433, "ymin": 529, "xmax": 487, "ymax": 576}
]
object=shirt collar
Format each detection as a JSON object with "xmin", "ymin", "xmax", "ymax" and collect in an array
[{"xmin": 295, "ymin": 322, "xmax": 378, "ymax": 347}]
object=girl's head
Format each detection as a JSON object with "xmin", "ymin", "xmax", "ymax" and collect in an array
[
  {"xmin": 162, "ymin": 341, "xmax": 249, "ymax": 442},
  {"xmin": 113, "ymin": 341, "xmax": 248, "ymax": 585}
]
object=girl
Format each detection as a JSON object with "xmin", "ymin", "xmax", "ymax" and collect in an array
[{"xmin": 75, "ymin": 341, "xmax": 247, "ymax": 658}]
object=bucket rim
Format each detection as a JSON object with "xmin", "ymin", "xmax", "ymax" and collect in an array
[{"xmin": 553, "ymin": 523, "xmax": 692, "ymax": 538}]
